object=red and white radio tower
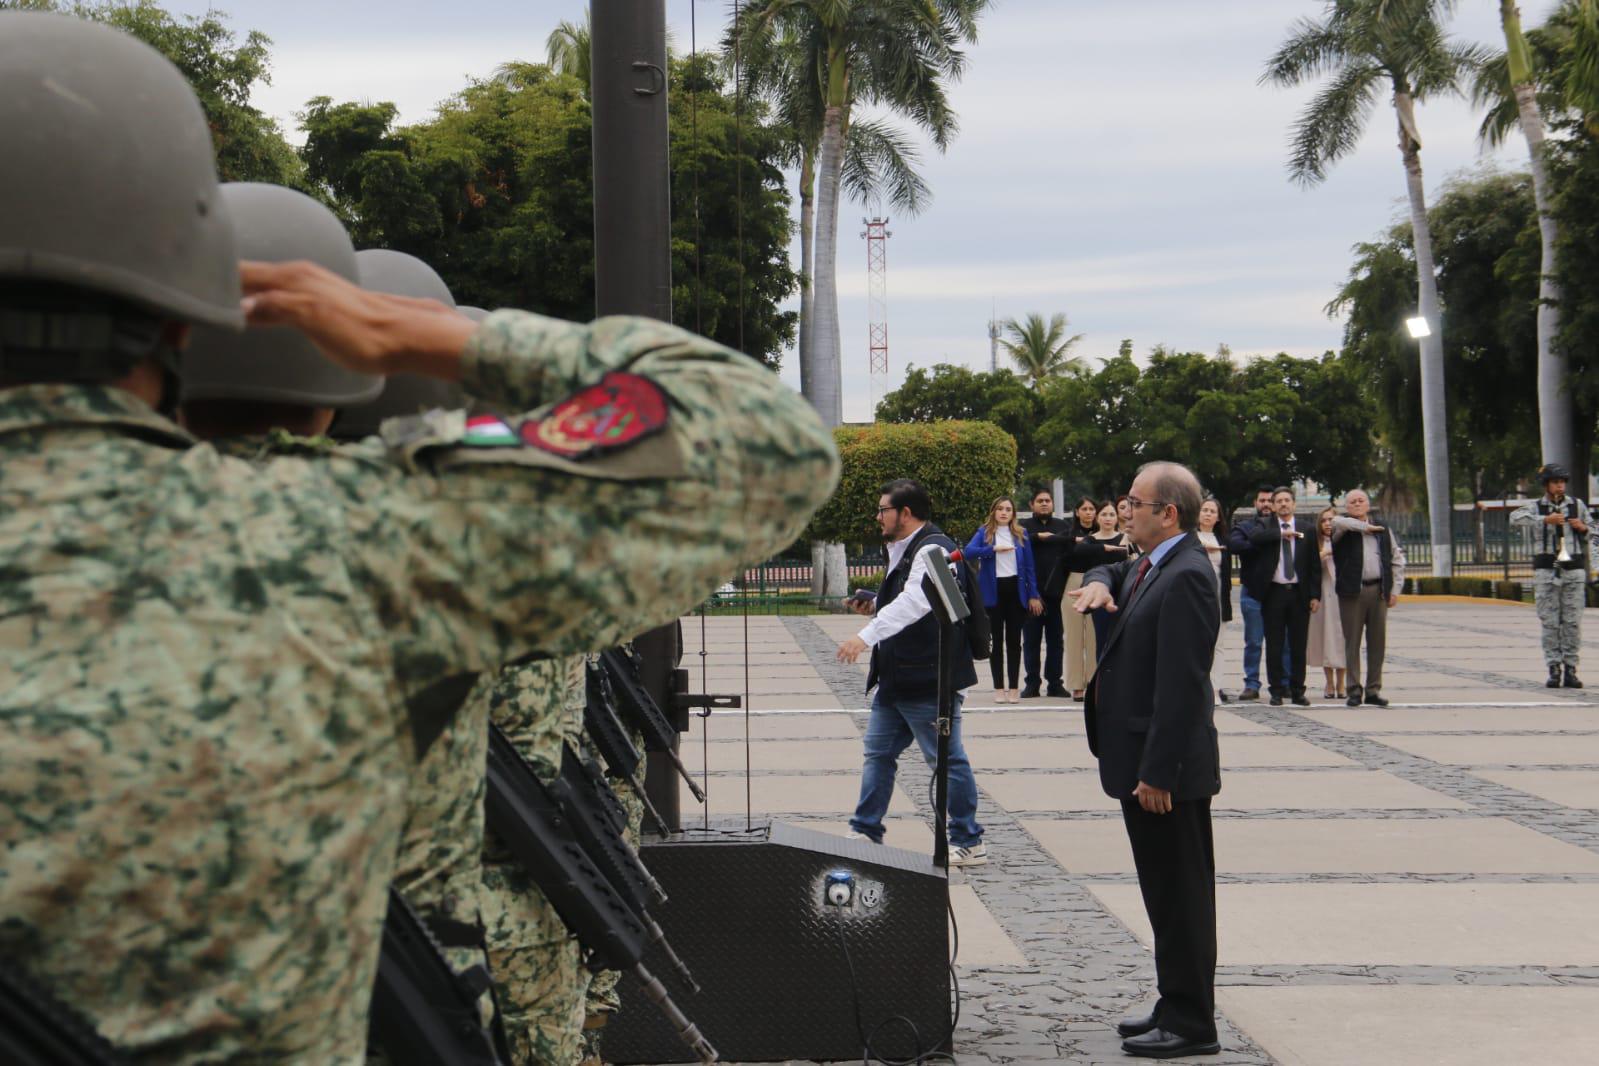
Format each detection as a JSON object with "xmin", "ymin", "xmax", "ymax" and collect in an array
[{"xmin": 861, "ymin": 216, "xmax": 891, "ymax": 418}]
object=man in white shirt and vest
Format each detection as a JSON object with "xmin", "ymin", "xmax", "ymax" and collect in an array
[{"xmin": 837, "ymin": 479, "xmax": 987, "ymax": 866}]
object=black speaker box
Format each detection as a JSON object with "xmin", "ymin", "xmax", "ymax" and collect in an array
[{"xmin": 602, "ymin": 822, "xmax": 951, "ymax": 1063}]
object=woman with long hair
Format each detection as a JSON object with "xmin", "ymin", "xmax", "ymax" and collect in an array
[
  {"xmin": 1196, "ymin": 497, "xmax": 1233, "ymax": 625},
  {"xmin": 1306, "ymin": 505, "xmax": 1347, "ymax": 698},
  {"xmin": 1088, "ymin": 499, "xmax": 1136, "ymax": 650},
  {"xmin": 1061, "ymin": 496, "xmax": 1103, "ymax": 699},
  {"xmin": 964, "ymin": 496, "xmax": 1043, "ymax": 703}
]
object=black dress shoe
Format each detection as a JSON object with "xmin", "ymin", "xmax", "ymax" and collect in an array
[
  {"xmin": 1564, "ymin": 666, "xmax": 1584, "ymax": 689},
  {"xmin": 1046, "ymin": 684, "xmax": 1070, "ymax": 698},
  {"xmin": 1363, "ymin": 691, "xmax": 1389, "ymax": 707},
  {"xmin": 1345, "ymin": 684, "xmax": 1363, "ymax": 707},
  {"xmin": 1291, "ymin": 693, "xmax": 1311, "ymax": 707},
  {"xmin": 1121, "ymin": 1027, "xmax": 1221, "ymax": 1058},
  {"xmin": 1019, "ymin": 684, "xmax": 1041, "ymax": 699},
  {"xmin": 1548, "ymin": 664, "xmax": 1563, "ymax": 688},
  {"xmin": 1238, "ymin": 688, "xmax": 1260, "ymax": 701},
  {"xmin": 1116, "ymin": 1007, "xmax": 1160, "ymax": 1038}
]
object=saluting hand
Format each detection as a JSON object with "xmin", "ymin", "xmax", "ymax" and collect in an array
[
  {"xmin": 240, "ymin": 259, "xmax": 478, "ymax": 379},
  {"xmin": 1070, "ymin": 582, "xmax": 1117, "ymax": 614}
]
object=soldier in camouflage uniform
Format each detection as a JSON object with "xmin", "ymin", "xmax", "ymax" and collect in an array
[
  {"xmin": 184, "ymin": 203, "xmax": 506, "ymax": 1051},
  {"xmin": 0, "ymin": 13, "xmax": 839, "ymax": 1063},
  {"xmin": 480, "ymin": 655, "xmax": 591, "ymax": 1065},
  {"xmin": 1511, "ymin": 464, "xmax": 1592, "ymax": 689}
]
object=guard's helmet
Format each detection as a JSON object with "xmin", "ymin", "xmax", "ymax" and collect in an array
[
  {"xmin": 332, "ymin": 250, "xmax": 464, "ymax": 440},
  {"xmin": 0, "ymin": 12, "xmax": 240, "ymax": 331},
  {"xmin": 182, "ymin": 184, "xmax": 382, "ymax": 407},
  {"xmin": 457, "ymin": 306, "xmax": 490, "ymax": 323},
  {"xmin": 1539, "ymin": 463, "xmax": 1571, "ymax": 483}
]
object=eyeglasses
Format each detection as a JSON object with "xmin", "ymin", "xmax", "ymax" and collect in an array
[
  {"xmin": 1124, "ymin": 496, "xmax": 1170, "ymax": 512},
  {"xmin": 876, "ymin": 505, "xmax": 900, "ymax": 515}
]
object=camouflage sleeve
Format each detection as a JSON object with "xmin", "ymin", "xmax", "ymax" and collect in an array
[
  {"xmin": 1509, "ymin": 502, "xmax": 1541, "ymax": 527},
  {"xmin": 327, "ymin": 312, "xmax": 838, "ymax": 701}
]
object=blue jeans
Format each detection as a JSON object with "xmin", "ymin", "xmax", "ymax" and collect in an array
[
  {"xmin": 1239, "ymin": 586, "xmax": 1290, "ymax": 691},
  {"xmin": 1023, "ymin": 594, "xmax": 1064, "ymax": 689},
  {"xmin": 850, "ymin": 688, "xmax": 983, "ymax": 848}
]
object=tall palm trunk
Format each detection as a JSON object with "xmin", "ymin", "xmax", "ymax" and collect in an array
[
  {"xmin": 1502, "ymin": 1, "xmax": 1571, "ymax": 476},
  {"xmin": 807, "ymin": 48, "xmax": 850, "ymax": 598},
  {"xmin": 811, "ymin": 103, "xmax": 846, "ymax": 429},
  {"xmin": 797, "ymin": 147, "xmax": 817, "ymax": 407},
  {"xmin": 1395, "ymin": 89, "xmax": 1453, "ymax": 576}
]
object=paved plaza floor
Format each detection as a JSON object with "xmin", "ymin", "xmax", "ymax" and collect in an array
[{"xmin": 673, "ymin": 598, "xmax": 1599, "ymax": 1064}]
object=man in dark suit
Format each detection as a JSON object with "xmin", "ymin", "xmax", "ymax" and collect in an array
[
  {"xmin": 1021, "ymin": 486, "xmax": 1072, "ymax": 699},
  {"xmin": 1072, "ymin": 461, "xmax": 1221, "ymax": 1059},
  {"xmin": 1236, "ymin": 487, "xmax": 1321, "ymax": 707}
]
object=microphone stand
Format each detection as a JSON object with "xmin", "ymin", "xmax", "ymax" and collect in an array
[{"xmin": 918, "ymin": 545, "xmax": 970, "ymax": 872}]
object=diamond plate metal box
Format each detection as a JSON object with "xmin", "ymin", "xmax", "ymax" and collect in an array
[{"xmin": 603, "ymin": 822, "xmax": 951, "ymax": 1063}]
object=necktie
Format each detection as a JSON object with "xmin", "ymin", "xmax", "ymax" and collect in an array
[
  {"xmin": 1280, "ymin": 523, "xmax": 1294, "ymax": 581},
  {"xmin": 1126, "ymin": 556, "xmax": 1153, "ymax": 599}
]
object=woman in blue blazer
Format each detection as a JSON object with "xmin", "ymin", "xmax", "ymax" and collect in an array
[{"xmin": 965, "ymin": 497, "xmax": 1043, "ymax": 703}]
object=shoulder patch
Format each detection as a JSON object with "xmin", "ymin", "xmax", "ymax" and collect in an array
[{"xmin": 521, "ymin": 372, "xmax": 668, "ymax": 459}]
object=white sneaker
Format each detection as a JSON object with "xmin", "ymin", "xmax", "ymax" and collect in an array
[
  {"xmin": 949, "ymin": 843, "xmax": 988, "ymax": 867},
  {"xmin": 845, "ymin": 831, "xmax": 878, "ymax": 843}
]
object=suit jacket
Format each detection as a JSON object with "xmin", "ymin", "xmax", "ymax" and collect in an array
[
  {"xmin": 1082, "ymin": 533, "xmax": 1221, "ymax": 801},
  {"xmin": 1235, "ymin": 515, "xmax": 1321, "ymax": 607}
]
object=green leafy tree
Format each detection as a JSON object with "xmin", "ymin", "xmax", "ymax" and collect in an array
[
  {"xmin": 1328, "ymin": 170, "xmax": 1558, "ymax": 498},
  {"xmin": 7, "ymin": 0, "xmax": 305, "ymax": 186},
  {"xmin": 998, "ymin": 312, "xmax": 1088, "ymax": 387},
  {"xmin": 298, "ymin": 57, "xmax": 796, "ymax": 367},
  {"xmin": 874, "ymin": 364, "xmax": 1044, "ymax": 476},
  {"xmin": 1263, "ymin": 0, "xmax": 1485, "ymax": 575},
  {"xmin": 804, "ymin": 421, "xmax": 1017, "ymax": 547}
]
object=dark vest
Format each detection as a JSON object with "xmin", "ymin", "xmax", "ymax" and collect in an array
[
  {"xmin": 1532, "ymin": 497, "xmax": 1589, "ymax": 571},
  {"xmin": 1333, "ymin": 525, "xmax": 1395, "ymax": 599},
  {"xmin": 866, "ymin": 523, "xmax": 979, "ymax": 699}
]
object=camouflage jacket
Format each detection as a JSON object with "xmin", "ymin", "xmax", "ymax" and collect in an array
[{"xmin": 0, "ymin": 312, "xmax": 837, "ymax": 1063}]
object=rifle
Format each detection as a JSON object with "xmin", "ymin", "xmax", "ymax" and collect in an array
[
  {"xmin": 599, "ymin": 647, "xmax": 706, "ymax": 802},
  {"xmin": 368, "ymin": 888, "xmax": 508, "ymax": 1066},
  {"xmin": 583, "ymin": 661, "xmax": 671, "ymax": 836},
  {"xmin": 484, "ymin": 725, "xmax": 717, "ymax": 1064},
  {"xmin": 0, "ymin": 962, "xmax": 128, "ymax": 1066},
  {"xmin": 555, "ymin": 744, "xmax": 700, "ymax": 993}
]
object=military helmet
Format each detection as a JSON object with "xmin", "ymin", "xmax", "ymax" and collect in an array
[
  {"xmin": 0, "ymin": 12, "xmax": 241, "ymax": 329},
  {"xmin": 332, "ymin": 250, "xmax": 464, "ymax": 440},
  {"xmin": 1539, "ymin": 463, "xmax": 1572, "ymax": 483},
  {"xmin": 182, "ymin": 184, "xmax": 382, "ymax": 406}
]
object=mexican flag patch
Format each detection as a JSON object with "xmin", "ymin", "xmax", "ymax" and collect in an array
[{"xmin": 461, "ymin": 415, "xmax": 518, "ymax": 447}]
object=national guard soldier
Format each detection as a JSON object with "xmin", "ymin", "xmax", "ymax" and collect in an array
[
  {"xmin": 1511, "ymin": 464, "xmax": 1592, "ymax": 689},
  {"xmin": 181, "ymin": 192, "xmax": 506, "ymax": 1056},
  {"xmin": 0, "ymin": 12, "xmax": 839, "ymax": 1063}
]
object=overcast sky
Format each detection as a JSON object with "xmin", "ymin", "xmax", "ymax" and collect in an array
[{"xmin": 164, "ymin": 0, "xmax": 1558, "ymax": 421}]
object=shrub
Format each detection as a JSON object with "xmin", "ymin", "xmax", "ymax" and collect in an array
[
  {"xmin": 1410, "ymin": 576, "xmax": 1451, "ymax": 596},
  {"xmin": 803, "ymin": 420, "xmax": 1019, "ymax": 546},
  {"xmin": 1494, "ymin": 580, "xmax": 1524, "ymax": 602},
  {"xmin": 1451, "ymin": 578, "xmax": 1494, "ymax": 598},
  {"xmin": 849, "ymin": 570, "xmax": 886, "ymax": 594}
]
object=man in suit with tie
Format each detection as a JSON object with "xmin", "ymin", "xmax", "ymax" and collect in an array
[
  {"xmin": 1072, "ymin": 461, "xmax": 1222, "ymax": 1058},
  {"xmin": 1237, "ymin": 487, "xmax": 1321, "ymax": 707}
]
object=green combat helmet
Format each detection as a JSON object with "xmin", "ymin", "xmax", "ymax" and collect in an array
[
  {"xmin": 1539, "ymin": 463, "xmax": 1572, "ymax": 484},
  {"xmin": 332, "ymin": 250, "xmax": 467, "ymax": 440},
  {"xmin": 182, "ymin": 184, "xmax": 382, "ymax": 406},
  {"xmin": 0, "ymin": 11, "xmax": 240, "ymax": 382}
]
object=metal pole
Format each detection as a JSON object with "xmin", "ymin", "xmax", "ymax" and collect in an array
[{"xmin": 591, "ymin": 0, "xmax": 683, "ymax": 832}]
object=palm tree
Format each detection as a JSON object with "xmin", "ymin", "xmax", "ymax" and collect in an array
[
  {"xmin": 737, "ymin": 25, "xmax": 931, "ymax": 422},
  {"xmin": 735, "ymin": 0, "xmax": 990, "ymax": 431},
  {"xmin": 1482, "ymin": 2, "xmax": 1571, "ymax": 476},
  {"xmin": 735, "ymin": 1, "xmax": 986, "ymax": 597},
  {"xmin": 1263, "ymin": 0, "xmax": 1483, "ymax": 576},
  {"xmin": 545, "ymin": 13, "xmax": 592, "ymax": 90},
  {"xmin": 999, "ymin": 313, "xmax": 1088, "ymax": 388}
]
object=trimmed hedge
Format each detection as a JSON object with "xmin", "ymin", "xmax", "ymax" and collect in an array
[{"xmin": 803, "ymin": 420, "xmax": 1019, "ymax": 546}]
